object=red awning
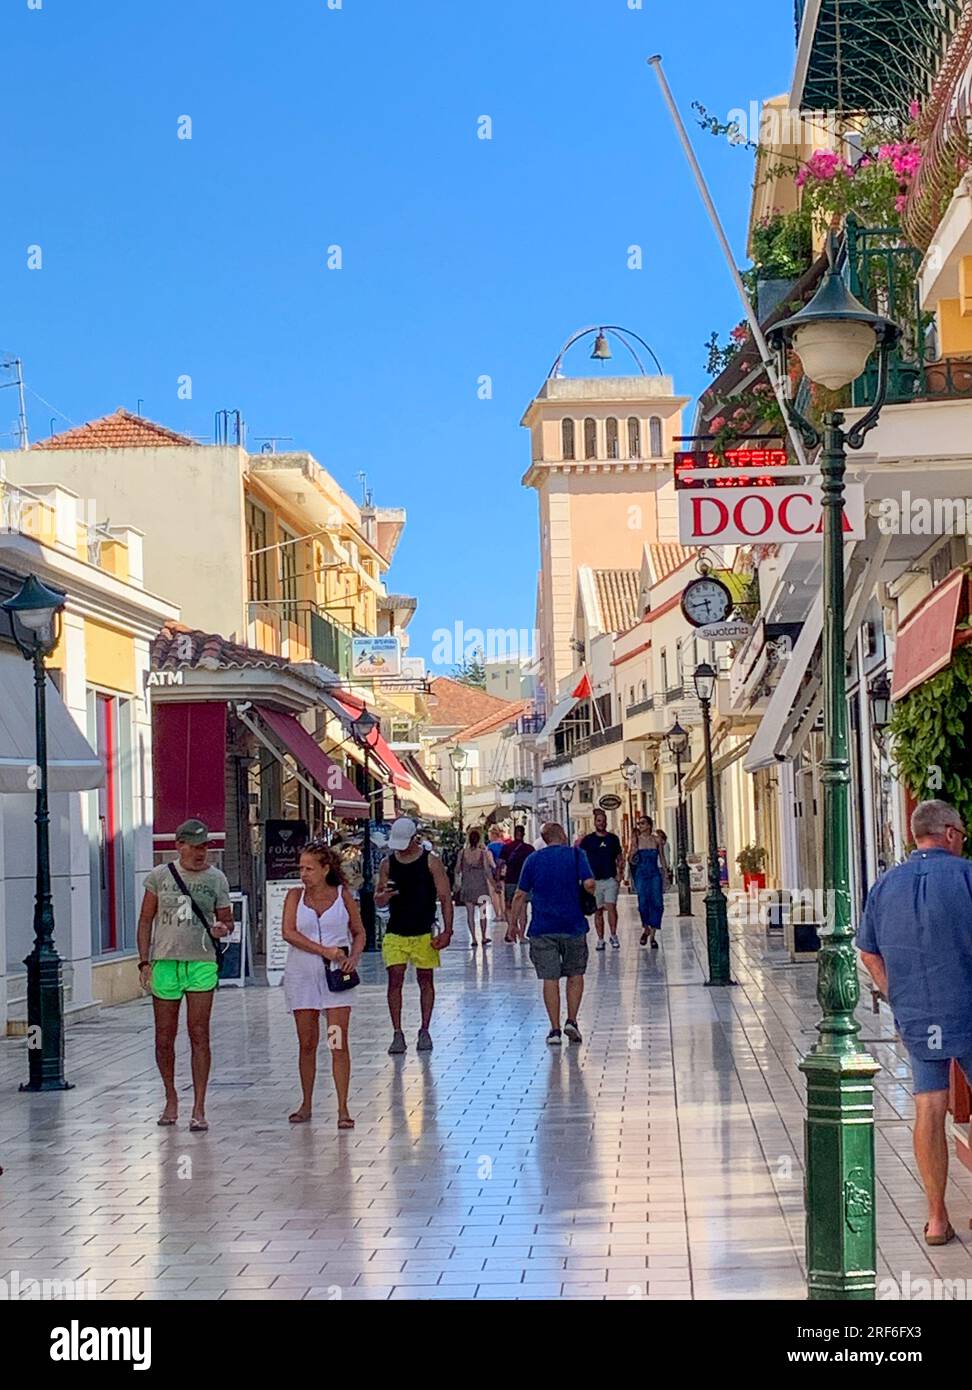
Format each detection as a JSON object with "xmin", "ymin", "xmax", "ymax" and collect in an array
[
  {"xmin": 254, "ymin": 706, "xmax": 369, "ymax": 817},
  {"xmin": 892, "ymin": 569, "xmax": 969, "ymax": 702},
  {"xmin": 328, "ymin": 693, "xmax": 412, "ymax": 790}
]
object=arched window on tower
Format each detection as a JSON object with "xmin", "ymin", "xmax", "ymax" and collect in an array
[
  {"xmin": 649, "ymin": 416, "xmax": 663, "ymax": 457},
  {"xmin": 628, "ymin": 417, "xmax": 641, "ymax": 458},
  {"xmin": 605, "ymin": 417, "xmax": 619, "ymax": 459},
  {"xmin": 584, "ymin": 417, "xmax": 597, "ymax": 460},
  {"xmin": 561, "ymin": 418, "xmax": 575, "ymax": 460}
]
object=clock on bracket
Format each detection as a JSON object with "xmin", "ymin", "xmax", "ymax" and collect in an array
[{"xmin": 680, "ymin": 574, "xmax": 734, "ymax": 629}]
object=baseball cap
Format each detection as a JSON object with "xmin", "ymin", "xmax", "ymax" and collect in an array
[
  {"xmin": 387, "ymin": 816, "xmax": 418, "ymax": 851},
  {"xmin": 175, "ymin": 818, "xmax": 210, "ymax": 846}
]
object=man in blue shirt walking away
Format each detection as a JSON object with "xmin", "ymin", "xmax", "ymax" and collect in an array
[
  {"xmin": 513, "ymin": 823, "xmax": 595, "ymax": 1046},
  {"xmin": 857, "ymin": 799, "xmax": 972, "ymax": 1247}
]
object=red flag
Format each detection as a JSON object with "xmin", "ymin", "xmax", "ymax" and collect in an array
[{"xmin": 571, "ymin": 673, "xmax": 592, "ymax": 700}]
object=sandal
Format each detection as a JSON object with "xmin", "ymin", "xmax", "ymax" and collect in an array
[
  {"xmin": 189, "ymin": 1117, "xmax": 209, "ymax": 1133},
  {"xmin": 157, "ymin": 1114, "xmax": 177, "ymax": 1127},
  {"xmin": 289, "ymin": 1109, "xmax": 312, "ymax": 1124},
  {"xmin": 924, "ymin": 1221, "xmax": 955, "ymax": 1246},
  {"xmin": 337, "ymin": 1116, "xmax": 355, "ymax": 1130}
]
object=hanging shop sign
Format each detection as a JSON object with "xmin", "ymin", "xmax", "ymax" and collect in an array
[
  {"xmin": 598, "ymin": 793, "xmax": 623, "ymax": 811},
  {"xmin": 264, "ymin": 819, "xmax": 308, "ymax": 881},
  {"xmin": 352, "ymin": 635, "xmax": 402, "ymax": 678},
  {"xmin": 694, "ymin": 620, "xmax": 753, "ymax": 642},
  {"xmin": 678, "ymin": 484, "xmax": 866, "ymax": 546}
]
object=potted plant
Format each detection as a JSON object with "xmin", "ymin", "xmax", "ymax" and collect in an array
[{"xmin": 736, "ymin": 843, "xmax": 768, "ymax": 891}]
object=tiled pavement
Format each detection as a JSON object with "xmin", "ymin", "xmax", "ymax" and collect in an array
[{"xmin": 2, "ymin": 892, "xmax": 972, "ymax": 1301}]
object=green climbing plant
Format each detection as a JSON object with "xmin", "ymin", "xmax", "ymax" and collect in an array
[{"xmin": 889, "ymin": 643, "xmax": 972, "ymax": 837}]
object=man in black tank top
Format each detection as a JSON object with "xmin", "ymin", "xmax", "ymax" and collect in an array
[{"xmin": 375, "ymin": 817, "xmax": 453, "ymax": 1054}]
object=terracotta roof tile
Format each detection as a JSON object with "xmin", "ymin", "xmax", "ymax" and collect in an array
[
  {"xmin": 440, "ymin": 699, "xmax": 531, "ymax": 743},
  {"xmin": 592, "ymin": 569, "xmax": 641, "ymax": 634},
  {"xmin": 152, "ymin": 621, "xmax": 293, "ymax": 673},
  {"xmin": 424, "ymin": 676, "xmax": 514, "ymax": 730},
  {"xmin": 33, "ymin": 408, "xmax": 196, "ymax": 451},
  {"xmin": 649, "ymin": 543, "xmax": 695, "ymax": 581}
]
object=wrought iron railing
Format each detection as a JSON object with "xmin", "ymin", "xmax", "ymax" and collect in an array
[
  {"xmin": 626, "ymin": 696, "xmax": 655, "ymax": 717},
  {"xmin": 246, "ymin": 598, "xmax": 355, "ymax": 674},
  {"xmin": 515, "ymin": 713, "xmax": 547, "ymax": 735},
  {"xmin": 542, "ymin": 751, "xmax": 574, "ymax": 771},
  {"xmin": 844, "ymin": 218, "xmax": 972, "ymax": 407},
  {"xmin": 589, "ymin": 723, "xmax": 623, "ymax": 750}
]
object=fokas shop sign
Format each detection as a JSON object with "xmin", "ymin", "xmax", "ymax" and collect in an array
[
  {"xmin": 265, "ymin": 820, "xmax": 308, "ymax": 880},
  {"xmin": 678, "ymin": 484, "xmax": 866, "ymax": 546}
]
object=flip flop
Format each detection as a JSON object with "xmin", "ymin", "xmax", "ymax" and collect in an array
[
  {"xmin": 337, "ymin": 1117, "xmax": 355, "ymax": 1130},
  {"xmin": 189, "ymin": 1117, "xmax": 209, "ymax": 1133},
  {"xmin": 289, "ymin": 1111, "xmax": 312, "ymax": 1124},
  {"xmin": 157, "ymin": 1115, "xmax": 177, "ymax": 1127},
  {"xmin": 924, "ymin": 1222, "xmax": 955, "ymax": 1246}
]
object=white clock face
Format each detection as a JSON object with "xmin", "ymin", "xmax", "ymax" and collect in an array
[{"xmin": 682, "ymin": 578, "xmax": 732, "ymax": 627}]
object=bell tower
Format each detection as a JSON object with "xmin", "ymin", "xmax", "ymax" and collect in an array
[{"xmin": 521, "ymin": 326, "xmax": 689, "ymax": 702}]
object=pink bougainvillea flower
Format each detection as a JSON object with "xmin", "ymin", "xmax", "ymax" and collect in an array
[
  {"xmin": 909, "ymin": 99, "xmax": 921, "ymax": 120},
  {"xmin": 711, "ymin": 416, "xmax": 726, "ymax": 430},
  {"xmin": 731, "ymin": 323, "xmax": 749, "ymax": 343}
]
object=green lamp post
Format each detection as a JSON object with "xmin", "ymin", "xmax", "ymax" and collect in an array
[
  {"xmin": 692, "ymin": 663, "xmax": 733, "ymax": 986},
  {"xmin": 2, "ymin": 573, "xmax": 72, "ymax": 1091},
  {"xmin": 449, "ymin": 745, "xmax": 467, "ymax": 835},
  {"xmin": 768, "ymin": 234, "xmax": 901, "ymax": 1301}
]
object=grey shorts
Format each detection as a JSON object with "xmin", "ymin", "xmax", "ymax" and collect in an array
[
  {"xmin": 594, "ymin": 878, "xmax": 619, "ymax": 908},
  {"xmin": 504, "ymin": 883, "xmax": 519, "ymax": 905},
  {"xmin": 528, "ymin": 933, "xmax": 589, "ymax": 980}
]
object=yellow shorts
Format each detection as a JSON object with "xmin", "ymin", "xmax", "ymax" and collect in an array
[{"xmin": 381, "ymin": 931, "xmax": 440, "ymax": 970}]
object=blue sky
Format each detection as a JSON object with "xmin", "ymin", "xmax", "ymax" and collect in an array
[{"xmin": 2, "ymin": 0, "xmax": 796, "ymax": 669}]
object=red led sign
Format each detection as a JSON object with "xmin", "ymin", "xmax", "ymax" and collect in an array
[{"xmin": 674, "ymin": 448, "xmax": 788, "ymax": 491}]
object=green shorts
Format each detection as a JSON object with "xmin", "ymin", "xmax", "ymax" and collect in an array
[{"xmin": 150, "ymin": 959, "xmax": 219, "ymax": 1000}]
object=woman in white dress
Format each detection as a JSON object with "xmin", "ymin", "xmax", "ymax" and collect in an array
[{"xmin": 282, "ymin": 842, "xmax": 365, "ymax": 1129}]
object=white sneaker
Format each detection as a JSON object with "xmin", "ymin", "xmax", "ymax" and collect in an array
[
  {"xmin": 595, "ymin": 939, "xmax": 605, "ymax": 951},
  {"xmin": 610, "ymin": 935, "xmax": 620, "ymax": 949}
]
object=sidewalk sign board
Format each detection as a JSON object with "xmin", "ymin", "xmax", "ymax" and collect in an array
[
  {"xmin": 219, "ymin": 893, "xmax": 250, "ymax": 988},
  {"xmin": 265, "ymin": 878, "xmax": 300, "ymax": 987}
]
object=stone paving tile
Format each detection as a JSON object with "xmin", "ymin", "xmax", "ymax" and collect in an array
[{"xmin": 0, "ymin": 894, "xmax": 950, "ymax": 1299}]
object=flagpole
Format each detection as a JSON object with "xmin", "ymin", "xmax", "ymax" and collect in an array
[{"xmin": 647, "ymin": 54, "xmax": 811, "ymax": 473}]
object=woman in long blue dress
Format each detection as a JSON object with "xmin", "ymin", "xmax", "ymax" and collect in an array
[{"xmin": 628, "ymin": 815, "xmax": 664, "ymax": 948}]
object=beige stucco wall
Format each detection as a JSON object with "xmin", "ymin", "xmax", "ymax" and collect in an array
[{"xmin": 10, "ymin": 445, "xmax": 249, "ymax": 639}]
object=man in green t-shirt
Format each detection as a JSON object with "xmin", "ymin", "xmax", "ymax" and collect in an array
[{"xmin": 137, "ymin": 819, "xmax": 233, "ymax": 1131}]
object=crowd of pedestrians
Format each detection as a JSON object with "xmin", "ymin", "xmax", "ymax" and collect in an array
[{"xmin": 136, "ymin": 810, "xmax": 668, "ymax": 1130}]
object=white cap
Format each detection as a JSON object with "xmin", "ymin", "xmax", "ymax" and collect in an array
[{"xmin": 387, "ymin": 816, "xmax": 418, "ymax": 850}]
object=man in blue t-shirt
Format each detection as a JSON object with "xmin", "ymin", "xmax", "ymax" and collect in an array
[
  {"xmin": 513, "ymin": 823, "xmax": 595, "ymax": 1046},
  {"xmin": 857, "ymin": 798, "xmax": 972, "ymax": 1247}
]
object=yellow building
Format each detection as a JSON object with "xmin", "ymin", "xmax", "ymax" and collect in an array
[{"xmin": 0, "ymin": 470, "xmax": 177, "ymax": 1031}]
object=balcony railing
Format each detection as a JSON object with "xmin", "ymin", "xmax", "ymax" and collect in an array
[
  {"xmin": 542, "ymin": 751, "xmax": 574, "ymax": 771},
  {"xmin": 626, "ymin": 696, "xmax": 654, "ymax": 717},
  {"xmin": 588, "ymin": 723, "xmax": 623, "ymax": 750},
  {"xmin": 247, "ymin": 598, "xmax": 355, "ymax": 674},
  {"xmin": 844, "ymin": 219, "xmax": 972, "ymax": 408},
  {"xmin": 515, "ymin": 713, "xmax": 547, "ymax": 736},
  {"xmin": 664, "ymin": 684, "xmax": 684, "ymax": 704}
]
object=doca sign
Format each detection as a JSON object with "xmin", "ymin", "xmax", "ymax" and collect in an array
[{"xmin": 678, "ymin": 484, "xmax": 866, "ymax": 546}]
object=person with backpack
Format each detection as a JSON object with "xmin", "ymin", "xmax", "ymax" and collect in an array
[
  {"xmin": 511, "ymin": 823, "xmax": 595, "ymax": 1045},
  {"xmin": 136, "ymin": 819, "xmax": 234, "ymax": 1132}
]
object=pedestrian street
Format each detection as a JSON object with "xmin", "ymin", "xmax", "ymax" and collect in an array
[{"xmin": 1, "ymin": 892, "xmax": 969, "ymax": 1302}]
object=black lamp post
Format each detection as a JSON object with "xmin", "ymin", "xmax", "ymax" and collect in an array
[
  {"xmin": 560, "ymin": 780, "xmax": 576, "ymax": 842},
  {"xmin": 666, "ymin": 718, "xmax": 692, "ymax": 917},
  {"xmin": 868, "ymin": 673, "xmax": 891, "ymax": 740},
  {"xmin": 449, "ymin": 745, "xmax": 467, "ymax": 835},
  {"xmin": 350, "ymin": 705, "xmax": 380, "ymax": 952},
  {"xmin": 693, "ymin": 663, "xmax": 733, "ymax": 987},
  {"xmin": 768, "ymin": 232, "xmax": 900, "ymax": 1300},
  {"xmin": 2, "ymin": 573, "xmax": 71, "ymax": 1091}
]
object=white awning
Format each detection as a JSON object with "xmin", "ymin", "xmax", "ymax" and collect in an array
[
  {"xmin": 0, "ymin": 646, "xmax": 104, "ymax": 793},
  {"xmin": 536, "ymin": 693, "xmax": 578, "ymax": 747}
]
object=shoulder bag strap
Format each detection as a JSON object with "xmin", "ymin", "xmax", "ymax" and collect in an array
[{"xmin": 169, "ymin": 863, "xmax": 223, "ymax": 957}]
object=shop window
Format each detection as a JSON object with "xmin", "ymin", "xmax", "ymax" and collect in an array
[
  {"xmin": 628, "ymin": 417, "xmax": 641, "ymax": 457},
  {"xmin": 561, "ymin": 418, "xmax": 575, "ymax": 460}
]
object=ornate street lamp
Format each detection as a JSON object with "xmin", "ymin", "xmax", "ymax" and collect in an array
[
  {"xmin": 448, "ymin": 745, "xmax": 467, "ymax": 835},
  {"xmin": 560, "ymin": 780, "xmax": 576, "ymax": 842},
  {"xmin": 350, "ymin": 705, "xmax": 380, "ymax": 952},
  {"xmin": 769, "ymin": 234, "xmax": 900, "ymax": 1301},
  {"xmin": 2, "ymin": 573, "xmax": 71, "ymax": 1091},
  {"xmin": 666, "ymin": 718, "xmax": 693, "ymax": 917},
  {"xmin": 692, "ymin": 664, "xmax": 733, "ymax": 987}
]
